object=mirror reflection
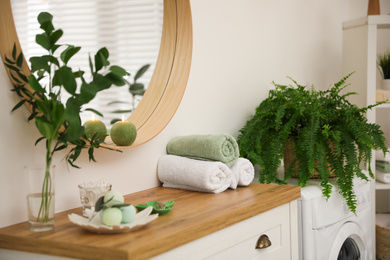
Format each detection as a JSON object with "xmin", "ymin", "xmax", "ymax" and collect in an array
[{"xmin": 11, "ymin": 0, "xmax": 163, "ymax": 126}]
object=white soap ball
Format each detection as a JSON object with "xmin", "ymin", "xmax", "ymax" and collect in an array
[
  {"xmin": 104, "ymin": 190, "xmax": 124, "ymax": 207},
  {"xmin": 120, "ymin": 205, "xmax": 137, "ymax": 223},
  {"xmin": 102, "ymin": 208, "xmax": 122, "ymax": 227}
]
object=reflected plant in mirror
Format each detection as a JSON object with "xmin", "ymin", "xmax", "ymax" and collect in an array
[
  {"xmin": 108, "ymin": 63, "xmax": 150, "ymax": 125},
  {"xmin": 11, "ymin": 0, "xmax": 164, "ymax": 127},
  {"xmin": 5, "ymin": 12, "xmax": 132, "ymax": 224}
]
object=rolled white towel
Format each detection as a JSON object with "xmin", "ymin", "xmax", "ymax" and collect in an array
[
  {"xmin": 229, "ymin": 158, "xmax": 255, "ymax": 189},
  {"xmin": 158, "ymin": 155, "xmax": 232, "ymax": 193},
  {"xmin": 376, "ymin": 149, "xmax": 390, "ymax": 162}
]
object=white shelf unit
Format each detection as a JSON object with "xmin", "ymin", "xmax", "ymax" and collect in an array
[
  {"xmin": 376, "ymin": 180, "xmax": 390, "ymax": 190},
  {"xmin": 342, "ymin": 15, "xmax": 390, "ymax": 258}
]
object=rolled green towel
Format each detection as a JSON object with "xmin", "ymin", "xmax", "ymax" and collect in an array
[{"xmin": 166, "ymin": 134, "xmax": 239, "ymax": 167}]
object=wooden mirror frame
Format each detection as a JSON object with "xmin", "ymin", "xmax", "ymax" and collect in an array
[{"xmin": 0, "ymin": 0, "xmax": 192, "ymax": 148}]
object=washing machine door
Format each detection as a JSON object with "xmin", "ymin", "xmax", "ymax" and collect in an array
[{"xmin": 329, "ymin": 222, "xmax": 368, "ymax": 260}]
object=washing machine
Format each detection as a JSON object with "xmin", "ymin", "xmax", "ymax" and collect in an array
[{"xmin": 289, "ymin": 176, "xmax": 372, "ymax": 260}]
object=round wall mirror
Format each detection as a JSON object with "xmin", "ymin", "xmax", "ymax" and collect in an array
[
  {"xmin": 0, "ymin": 0, "xmax": 192, "ymax": 148},
  {"xmin": 11, "ymin": 0, "xmax": 164, "ymax": 127}
]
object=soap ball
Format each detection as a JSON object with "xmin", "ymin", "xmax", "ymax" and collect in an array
[
  {"xmin": 102, "ymin": 208, "xmax": 122, "ymax": 226},
  {"xmin": 120, "ymin": 205, "xmax": 137, "ymax": 223},
  {"xmin": 104, "ymin": 190, "xmax": 125, "ymax": 207}
]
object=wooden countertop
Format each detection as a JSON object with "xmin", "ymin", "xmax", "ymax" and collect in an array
[{"xmin": 0, "ymin": 183, "xmax": 300, "ymax": 260}]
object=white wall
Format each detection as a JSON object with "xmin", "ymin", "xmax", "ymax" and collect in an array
[{"xmin": 1, "ymin": 0, "xmax": 389, "ymax": 228}]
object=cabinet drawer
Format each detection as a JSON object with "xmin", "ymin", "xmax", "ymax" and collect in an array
[
  {"xmin": 206, "ymin": 222, "xmax": 283, "ymax": 260},
  {"xmin": 153, "ymin": 202, "xmax": 294, "ymax": 260}
]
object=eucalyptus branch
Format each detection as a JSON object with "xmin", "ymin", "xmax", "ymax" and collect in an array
[{"xmin": 6, "ymin": 11, "xmax": 131, "ymax": 223}]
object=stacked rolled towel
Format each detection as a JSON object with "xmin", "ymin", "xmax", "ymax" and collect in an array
[
  {"xmin": 158, "ymin": 155, "xmax": 232, "ymax": 193},
  {"xmin": 376, "ymin": 149, "xmax": 390, "ymax": 162},
  {"xmin": 375, "ymin": 149, "xmax": 390, "ymax": 184},
  {"xmin": 229, "ymin": 158, "xmax": 255, "ymax": 189},
  {"xmin": 166, "ymin": 134, "xmax": 239, "ymax": 167}
]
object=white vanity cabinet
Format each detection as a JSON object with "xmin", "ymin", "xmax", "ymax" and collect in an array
[
  {"xmin": 0, "ymin": 184, "xmax": 300, "ymax": 260},
  {"xmin": 153, "ymin": 201, "xmax": 298, "ymax": 260}
]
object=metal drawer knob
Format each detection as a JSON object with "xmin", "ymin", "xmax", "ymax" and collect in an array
[{"xmin": 255, "ymin": 234, "xmax": 272, "ymax": 249}]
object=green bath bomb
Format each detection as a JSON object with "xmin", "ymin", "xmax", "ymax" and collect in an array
[
  {"xmin": 102, "ymin": 208, "xmax": 122, "ymax": 226},
  {"xmin": 120, "ymin": 205, "xmax": 137, "ymax": 223},
  {"xmin": 104, "ymin": 190, "xmax": 124, "ymax": 207},
  {"xmin": 110, "ymin": 121, "xmax": 137, "ymax": 146},
  {"xmin": 84, "ymin": 120, "xmax": 107, "ymax": 142}
]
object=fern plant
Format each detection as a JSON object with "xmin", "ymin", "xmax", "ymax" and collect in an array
[{"xmin": 237, "ymin": 73, "xmax": 387, "ymax": 213}]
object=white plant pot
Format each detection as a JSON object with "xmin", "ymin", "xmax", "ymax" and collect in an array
[{"xmin": 381, "ymin": 79, "xmax": 390, "ymax": 90}]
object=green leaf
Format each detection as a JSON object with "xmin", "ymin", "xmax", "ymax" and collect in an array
[
  {"xmin": 94, "ymin": 196, "xmax": 105, "ymax": 212},
  {"xmin": 11, "ymin": 100, "xmax": 26, "ymax": 112},
  {"xmin": 52, "ymin": 66, "xmax": 77, "ymax": 94},
  {"xmin": 64, "ymin": 116, "xmax": 83, "ymax": 142},
  {"xmin": 4, "ymin": 62, "xmax": 21, "ymax": 72},
  {"xmin": 94, "ymin": 47, "xmax": 109, "ymax": 71},
  {"xmin": 39, "ymin": 21, "xmax": 54, "ymax": 35},
  {"xmin": 109, "ymin": 65, "xmax": 129, "ymax": 77},
  {"xmin": 110, "ymin": 118, "xmax": 121, "ymax": 124},
  {"xmin": 35, "ymin": 117, "xmax": 56, "ymax": 140},
  {"xmin": 5, "ymin": 55, "xmax": 16, "ymax": 65},
  {"xmin": 36, "ymin": 99, "xmax": 51, "ymax": 116},
  {"xmin": 84, "ymin": 108, "xmax": 103, "ymax": 117},
  {"xmin": 92, "ymin": 74, "xmax": 112, "ymax": 91},
  {"xmin": 60, "ymin": 45, "xmax": 81, "ymax": 65},
  {"xmin": 49, "ymin": 29, "xmax": 63, "ymax": 49},
  {"xmin": 52, "ymin": 101, "xmax": 66, "ymax": 131},
  {"xmin": 37, "ymin": 12, "xmax": 53, "ymax": 25},
  {"xmin": 129, "ymin": 83, "xmax": 145, "ymax": 96},
  {"xmin": 63, "ymin": 99, "xmax": 83, "ymax": 141},
  {"xmin": 52, "ymin": 44, "xmax": 61, "ymax": 54},
  {"xmin": 29, "ymin": 56, "xmax": 50, "ymax": 73},
  {"xmin": 107, "ymin": 101, "xmax": 127, "ymax": 105},
  {"xmin": 105, "ymin": 72, "xmax": 126, "ymax": 86},
  {"xmin": 111, "ymin": 109, "xmax": 132, "ymax": 113},
  {"xmin": 88, "ymin": 54, "xmax": 94, "ymax": 74},
  {"xmin": 68, "ymin": 161, "xmax": 81, "ymax": 169},
  {"xmin": 28, "ymin": 112, "xmax": 37, "ymax": 122},
  {"xmin": 65, "ymin": 97, "xmax": 81, "ymax": 113},
  {"xmin": 80, "ymin": 82, "xmax": 98, "ymax": 104},
  {"xmin": 36, "ymin": 33, "xmax": 51, "ymax": 51},
  {"xmin": 10, "ymin": 72, "xmax": 22, "ymax": 84},
  {"xmin": 73, "ymin": 70, "xmax": 85, "ymax": 78},
  {"xmin": 111, "ymin": 204, "xmax": 131, "ymax": 208},
  {"xmin": 35, "ymin": 136, "xmax": 46, "ymax": 146},
  {"xmin": 16, "ymin": 52, "xmax": 24, "ymax": 67},
  {"xmin": 134, "ymin": 64, "xmax": 150, "ymax": 82},
  {"xmin": 88, "ymin": 146, "xmax": 96, "ymax": 162},
  {"xmin": 54, "ymin": 144, "xmax": 67, "ymax": 152},
  {"xmin": 12, "ymin": 43, "xmax": 17, "ymax": 60},
  {"xmin": 28, "ymin": 74, "xmax": 46, "ymax": 93}
]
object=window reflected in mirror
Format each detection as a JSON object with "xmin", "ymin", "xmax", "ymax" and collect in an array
[{"xmin": 11, "ymin": 0, "xmax": 163, "ymax": 127}]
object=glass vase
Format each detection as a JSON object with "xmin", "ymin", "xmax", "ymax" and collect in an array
[{"xmin": 25, "ymin": 165, "xmax": 55, "ymax": 232}]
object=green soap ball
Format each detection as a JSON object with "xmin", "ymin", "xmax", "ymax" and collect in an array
[
  {"xmin": 102, "ymin": 208, "xmax": 122, "ymax": 227},
  {"xmin": 110, "ymin": 121, "xmax": 137, "ymax": 146},
  {"xmin": 104, "ymin": 190, "xmax": 124, "ymax": 205},
  {"xmin": 120, "ymin": 205, "xmax": 137, "ymax": 224},
  {"xmin": 84, "ymin": 120, "xmax": 107, "ymax": 142}
]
